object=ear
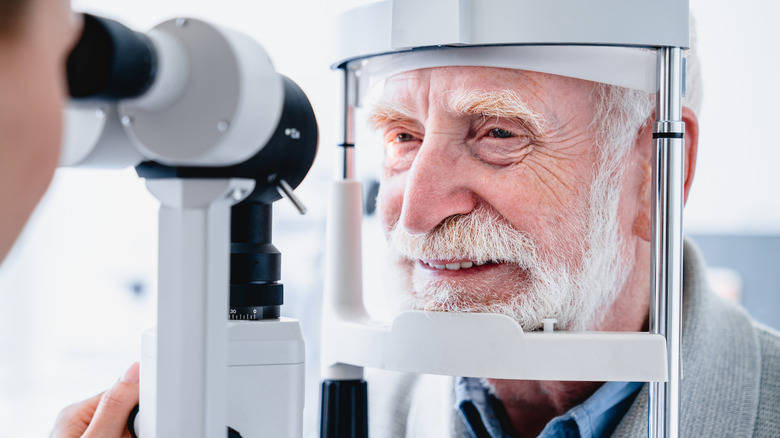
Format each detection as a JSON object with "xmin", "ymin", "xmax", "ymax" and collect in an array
[
  {"xmin": 681, "ymin": 106, "xmax": 699, "ymax": 204},
  {"xmin": 632, "ymin": 106, "xmax": 699, "ymax": 242}
]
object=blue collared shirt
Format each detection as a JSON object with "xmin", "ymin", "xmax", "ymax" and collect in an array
[{"xmin": 455, "ymin": 377, "xmax": 643, "ymax": 438}]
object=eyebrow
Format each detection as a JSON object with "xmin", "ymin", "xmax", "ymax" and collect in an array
[
  {"xmin": 443, "ymin": 89, "xmax": 549, "ymax": 135},
  {"xmin": 368, "ymin": 89, "xmax": 550, "ymax": 136},
  {"xmin": 368, "ymin": 100, "xmax": 416, "ymax": 131}
]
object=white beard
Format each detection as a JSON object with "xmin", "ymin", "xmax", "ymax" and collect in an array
[{"xmin": 383, "ymin": 166, "xmax": 632, "ymax": 332}]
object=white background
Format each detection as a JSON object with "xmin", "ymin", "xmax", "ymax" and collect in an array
[{"xmin": 0, "ymin": 0, "xmax": 778, "ymax": 436}]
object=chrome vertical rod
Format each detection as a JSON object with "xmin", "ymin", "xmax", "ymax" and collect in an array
[
  {"xmin": 321, "ymin": 62, "xmax": 368, "ymax": 438},
  {"xmin": 338, "ymin": 66, "xmax": 358, "ymax": 181},
  {"xmin": 649, "ymin": 47, "xmax": 685, "ymax": 438}
]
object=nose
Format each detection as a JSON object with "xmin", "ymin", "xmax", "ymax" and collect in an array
[{"xmin": 400, "ymin": 133, "xmax": 477, "ymax": 234}]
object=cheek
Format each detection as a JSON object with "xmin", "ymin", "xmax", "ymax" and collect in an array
[
  {"xmin": 376, "ymin": 175, "xmax": 406, "ymax": 230},
  {"xmin": 0, "ymin": 69, "xmax": 63, "ymax": 256},
  {"xmin": 34, "ymin": 101, "xmax": 64, "ymax": 171},
  {"xmin": 623, "ymin": 162, "xmax": 652, "ymax": 241},
  {"xmin": 13, "ymin": 84, "xmax": 63, "ymax": 205},
  {"xmin": 26, "ymin": 54, "xmax": 66, "ymax": 171},
  {"xmin": 3, "ymin": 42, "xmax": 67, "ymax": 199}
]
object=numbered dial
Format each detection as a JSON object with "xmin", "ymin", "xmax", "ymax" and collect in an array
[
  {"xmin": 228, "ymin": 305, "xmax": 280, "ymax": 320},
  {"xmin": 229, "ymin": 283, "xmax": 282, "ymax": 321}
]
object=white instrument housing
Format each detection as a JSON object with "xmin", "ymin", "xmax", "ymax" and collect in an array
[
  {"xmin": 119, "ymin": 19, "xmax": 283, "ymax": 167},
  {"xmin": 60, "ymin": 18, "xmax": 284, "ymax": 169},
  {"xmin": 59, "ymin": 15, "xmax": 310, "ymax": 438}
]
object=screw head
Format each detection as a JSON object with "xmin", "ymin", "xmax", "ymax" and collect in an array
[
  {"xmin": 284, "ymin": 128, "xmax": 300, "ymax": 139},
  {"xmin": 229, "ymin": 188, "xmax": 246, "ymax": 202}
]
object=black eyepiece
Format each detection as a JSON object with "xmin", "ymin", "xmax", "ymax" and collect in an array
[{"xmin": 67, "ymin": 14, "xmax": 156, "ymax": 100}]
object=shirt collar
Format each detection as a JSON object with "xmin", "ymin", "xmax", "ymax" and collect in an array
[{"xmin": 455, "ymin": 377, "xmax": 643, "ymax": 438}]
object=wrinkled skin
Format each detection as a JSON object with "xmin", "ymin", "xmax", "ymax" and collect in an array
[{"xmin": 372, "ymin": 67, "xmax": 698, "ymax": 436}]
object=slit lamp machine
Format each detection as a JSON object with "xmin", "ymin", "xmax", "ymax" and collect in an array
[{"xmin": 61, "ymin": 0, "xmax": 691, "ymax": 437}]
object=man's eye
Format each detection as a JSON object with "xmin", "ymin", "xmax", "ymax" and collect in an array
[
  {"xmin": 488, "ymin": 128, "xmax": 515, "ymax": 139},
  {"xmin": 382, "ymin": 129, "xmax": 421, "ymax": 173},
  {"xmin": 395, "ymin": 132, "xmax": 416, "ymax": 143}
]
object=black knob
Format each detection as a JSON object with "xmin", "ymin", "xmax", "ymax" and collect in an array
[
  {"xmin": 320, "ymin": 380, "xmax": 368, "ymax": 438},
  {"xmin": 229, "ymin": 283, "xmax": 283, "ymax": 320}
]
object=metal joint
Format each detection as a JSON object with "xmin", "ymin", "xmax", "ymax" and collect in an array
[{"xmin": 652, "ymin": 121, "xmax": 685, "ymax": 135}]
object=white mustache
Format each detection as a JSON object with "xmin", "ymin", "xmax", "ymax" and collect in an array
[{"xmin": 388, "ymin": 206, "xmax": 541, "ymax": 270}]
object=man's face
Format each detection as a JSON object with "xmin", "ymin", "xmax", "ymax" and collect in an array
[{"xmin": 370, "ymin": 67, "xmax": 635, "ymax": 331}]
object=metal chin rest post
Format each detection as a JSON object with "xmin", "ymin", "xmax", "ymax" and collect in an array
[{"xmin": 320, "ymin": 1, "xmax": 689, "ymax": 437}]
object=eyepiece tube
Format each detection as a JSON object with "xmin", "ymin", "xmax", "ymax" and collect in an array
[{"xmin": 67, "ymin": 14, "xmax": 157, "ymax": 100}]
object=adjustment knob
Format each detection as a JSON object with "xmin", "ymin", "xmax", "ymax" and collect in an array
[{"xmin": 228, "ymin": 283, "xmax": 283, "ymax": 320}]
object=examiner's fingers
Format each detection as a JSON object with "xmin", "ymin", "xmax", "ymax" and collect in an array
[
  {"xmin": 50, "ymin": 363, "xmax": 140, "ymax": 438},
  {"xmin": 50, "ymin": 392, "xmax": 103, "ymax": 437},
  {"xmin": 81, "ymin": 362, "xmax": 140, "ymax": 438}
]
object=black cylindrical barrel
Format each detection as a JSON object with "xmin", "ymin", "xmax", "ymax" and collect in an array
[
  {"xmin": 320, "ymin": 380, "xmax": 368, "ymax": 438},
  {"xmin": 229, "ymin": 201, "xmax": 283, "ymax": 320},
  {"xmin": 67, "ymin": 14, "xmax": 156, "ymax": 100}
]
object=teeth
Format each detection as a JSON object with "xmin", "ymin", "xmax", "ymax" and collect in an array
[{"xmin": 425, "ymin": 261, "xmax": 480, "ymax": 270}]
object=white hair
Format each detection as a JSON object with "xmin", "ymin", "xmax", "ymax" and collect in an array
[{"xmin": 591, "ymin": 14, "xmax": 701, "ymax": 170}]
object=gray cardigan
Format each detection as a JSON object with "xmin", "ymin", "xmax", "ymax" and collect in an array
[
  {"xmin": 366, "ymin": 240, "xmax": 780, "ymax": 437},
  {"xmin": 613, "ymin": 241, "xmax": 780, "ymax": 437}
]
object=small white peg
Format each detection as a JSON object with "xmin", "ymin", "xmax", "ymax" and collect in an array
[{"xmin": 541, "ymin": 318, "xmax": 558, "ymax": 333}]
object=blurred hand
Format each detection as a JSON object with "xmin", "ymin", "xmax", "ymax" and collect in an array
[{"xmin": 51, "ymin": 362, "xmax": 140, "ymax": 438}]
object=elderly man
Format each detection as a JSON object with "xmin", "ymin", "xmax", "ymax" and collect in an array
[{"xmin": 363, "ymin": 64, "xmax": 780, "ymax": 436}]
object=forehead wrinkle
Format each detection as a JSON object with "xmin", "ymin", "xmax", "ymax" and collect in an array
[{"xmin": 442, "ymin": 89, "xmax": 550, "ymax": 135}]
